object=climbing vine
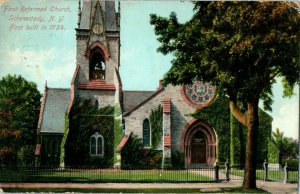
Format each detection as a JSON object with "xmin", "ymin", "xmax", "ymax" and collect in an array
[
  {"xmin": 63, "ymin": 99, "xmax": 115, "ymax": 167},
  {"xmin": 149, "ymin": 105, "xmax": 163, "ymax": 149}
]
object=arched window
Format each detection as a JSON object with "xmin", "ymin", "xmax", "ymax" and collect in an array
[
  {"xmin": 95, "ymin": 100, "xmax": 99, "ymax": 109},
  {"xmin": 90, "ymin": 132, "xmax": 104, "ymax": 157},
  {"xmin": 89, "ymin": 48, "xmax": 105, "ymax": 80},
  {"xmin": 143, "ymin": 119, "xmax": 150, "ymax": 147}
]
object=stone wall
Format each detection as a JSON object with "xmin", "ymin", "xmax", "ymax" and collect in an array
[
  {"xmin": 78, "ymin": 90, "xmax": 116, "ymax": 108},
  {"xmin": 124, "ymin": 85, "xmax": 197, "ymax": 152}
]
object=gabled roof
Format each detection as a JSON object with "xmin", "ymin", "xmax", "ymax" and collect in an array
[
  {"xmin": 122, "ymin": 90, "xmax": 156, "ymax": 113},
  {"xmin": 116, "ymin": 133, "xmax": 131, "ymax": 152},
  {"xmin": 39, "ymin": 88, "xmax": 70, "ymax": 134}
]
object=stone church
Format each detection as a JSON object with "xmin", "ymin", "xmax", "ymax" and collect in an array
[{"xmin": 36, "ymin": 0, "xmax": 271, "ymax": 167}]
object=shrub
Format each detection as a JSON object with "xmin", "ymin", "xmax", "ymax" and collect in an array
[
  {"xmin": 17, "ymin": 145, "xmax": 35, "ymax": 167},
  {"xmin": 282, "ymin": 159, "xmax": 298, "ymax": 171}
]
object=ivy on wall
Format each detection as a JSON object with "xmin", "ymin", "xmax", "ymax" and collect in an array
[
  {"xmin": 60, "ymin": 113, "xmax": 69, "ymax": 167},
  {"xmin": 121, "ymin": 134, "xmax": 162, "ymax": 169},
  {"xmin": 230, "ymin": 108, "xmax": 272, "ymax": 166},
  {"xmin": 230, "ymin": 113, "xmax": 246, "ymax": 167},
  {"xmin": 191, "ymin": 96, "xmax": 272, "ymax": 166},
  {"xmin": 149, "ymin": 105, "xmax": 163, "ymax": 149},
  {"xmin": 191, "ymin": 96, "xmax": 231, "ymax": 164},
  {"xmin": 63, "ymin": 99, "xmax": 115, "ymax": 167},
  {"xmin": 114, "ymin": 104, "xmax": 123, "ymax": 164}
]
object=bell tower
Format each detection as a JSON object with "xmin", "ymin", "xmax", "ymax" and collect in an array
[{"xmin": 73, "ymin": 0, "xmax": 121, "ymax": 107}]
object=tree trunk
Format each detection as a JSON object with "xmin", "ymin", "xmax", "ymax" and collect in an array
[{"xmin": 242, "ymin": 98, "xmax": 259, "ymax": 189}]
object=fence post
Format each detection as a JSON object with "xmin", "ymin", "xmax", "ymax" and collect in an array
[
  {"xmin": 214, "ymin": 165, "xmax": 219, "ymax": 182},
  {"xmin": 225, "ymin": 159, "xmax": 230, "ymax": 181},
  {"xmin": 263, "ymin": 159, "xmax": 268, "ymax": 182},
  {"xmin": 284, "ymin": 163, "xmax": 288, "ymax": 184}
]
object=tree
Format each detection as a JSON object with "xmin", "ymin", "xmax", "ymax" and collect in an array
[
  {"xmin": 150, "ymin": 2, "xmax": 299, "ymax": 189},
  {"xmin": 0, "ymin": 75, "xmax": 41, "ymax": 165},
  {"xmin": 270, "ymin": 128, "xmax": 298, "ymax": 164}
]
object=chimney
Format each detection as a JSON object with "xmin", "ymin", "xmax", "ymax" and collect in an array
[{"xmin": 157, "ymin": 80, "xmax": 164, "ymax": 90}]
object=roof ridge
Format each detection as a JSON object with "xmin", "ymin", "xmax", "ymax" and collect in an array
[{"xmin": 124, "ymin": 88, "xmax": 165, "ymax": 116}]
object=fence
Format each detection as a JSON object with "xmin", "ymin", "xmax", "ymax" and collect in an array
[
  {"xmin": 0, "ymin": 162, "xmax": 297, "ymax": 183},
  {"xmin": 226, "ymin": 161, "xmax": 298, "ymax": 183},
  {"xmin": 0, "ymin": 165, "xmax": 218, "ymax": 183}
]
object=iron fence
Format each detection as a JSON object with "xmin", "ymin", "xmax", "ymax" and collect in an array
[
  {"xmin": 1, "ymin": 164, "xmax": 297, "ymax": 183},
  {"xmin": 0, "ymin": 165, "xmax": 218, "ymax": 183}
]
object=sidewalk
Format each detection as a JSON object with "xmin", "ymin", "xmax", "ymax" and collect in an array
[{"xmin": 0, "ymin": 180, "xmax": 298, "ymax": 193}]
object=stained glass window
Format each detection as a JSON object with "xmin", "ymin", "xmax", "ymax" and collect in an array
[
  {"xmin": 184, "ymin": 81, "xmax": 216, "ymax": 105},
  {"xmin": 90, "ymin": 133, "xmax": 104, "ymax": 157},
  {"xmin": 143, "ymin": 119, "xmax": 150, "ymax": 147}
]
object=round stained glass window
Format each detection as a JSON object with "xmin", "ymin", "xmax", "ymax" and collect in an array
[{"xmin": 184, "ymin": 81, "xmax": 216, "ymax": 107}]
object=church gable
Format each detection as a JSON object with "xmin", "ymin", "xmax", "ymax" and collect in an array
[{"xmin": 38, "ymin": 87, "xmax": 70, "ymax": 134}]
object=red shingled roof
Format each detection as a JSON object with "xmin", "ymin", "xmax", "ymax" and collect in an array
[
  {"xmin": 163, "ymin": 97, "xmax": 171, "ymax": 113},
  {"xmin": 164, "ymin": 135, "xmax": 171, "ymax": 147},
  {"xmin": 116, "ymin": 133, "xmax": 131, "ymax": 152},
  {"xmin": 78, "ymin": 80, "xmax": 116, "ymax": 90}
]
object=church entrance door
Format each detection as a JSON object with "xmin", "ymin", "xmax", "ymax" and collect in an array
[
  {"xmin": 191, "ymin": 131, "xmax": 206, "ymax": 163},
  {"xmin": 181, "ymin": 119, "xmax": 217, "ymax": 166}
]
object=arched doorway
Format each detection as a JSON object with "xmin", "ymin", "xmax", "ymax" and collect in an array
[
  {"xmin": 181, "ymin": 119, "xmax": 217, "ymax": 166},
  {"xmin": 191, "ymin": 131, "xmax": 206, "ymax": 163}
]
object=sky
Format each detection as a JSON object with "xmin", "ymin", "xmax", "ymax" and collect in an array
[{"xmin": 0, "ymin": 0, "xmax": 299, "ymax": 140}]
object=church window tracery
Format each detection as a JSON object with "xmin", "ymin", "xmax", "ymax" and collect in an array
[{"xmin": 90, "ymin": 132, "xmax": 104, "ymax": 157}]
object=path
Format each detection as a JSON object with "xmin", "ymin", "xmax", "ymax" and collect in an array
[{"xmin": 0, "ymin": 181, "xmax": 298, "ymax": 193}]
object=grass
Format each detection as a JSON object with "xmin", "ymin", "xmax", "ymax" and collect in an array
[
  {"xmin": 0, "ymin": 168, "xmax": 213, "ymax": 183},
  {"xmin": 229, "ymin": 168, "xmax": 298, "ymax": 183},
  {"xmin": 3, "ymin": 187, "xmax": 268, "ymax": 193}
]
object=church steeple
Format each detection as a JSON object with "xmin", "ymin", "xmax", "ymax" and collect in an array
[
  {"xmin": 75, "ymin": 0, "xmax": 120, "ymax": 84},
  {"xmin": 77, "ymin": 0, "xmax": 118, "ymax": 31},
  {"xmin": 77, "ymin": 0, "xmax": 81, "ymax": 28}
]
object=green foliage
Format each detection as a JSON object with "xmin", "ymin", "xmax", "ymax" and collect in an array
[
  {"xmin": 114, "ymin": 104, "xmax": 123, "ymax": 164},
  {"xmin": 121, "ymin": 135, "xmax": 162, "ymax": 168},
  {"xmin": 230, "ymin": 113, "xmax": 246, "ymax": 167},
  {"xmin": 192, "ymin": 96, "xmax": 272, "ymax": 165},
  {"xmin": 256, "ymin": 109, "xmax": 272, "ymax": 164},
  {"xmin": 268, "ymin": 128, "xmax": 298, "ymax": 165},
  {"xmin": 283, "ymin": 159, "xmax": 298, "ymax": 170},
  {"xmin": 60, "ymin": 113, "xmax": 69, "ymax": 167},
  {"xmin": 17, "ymin": 145, "xmax": 35, "ymax": 167},
  {"xmin": 151, "ymin": 2, "xmax": 299, "ymax": 104},
  {"xmin": 0, "ymin": 75, "xmax": 41, "ymax": 145},
  {"xmin": 268, "ymin": 139, "xmax": 280, "ymax": 164},
  {"xmin": 171, "ymin": 151, "xmax": 184, "ymax": 168},
  {"xmin": 151, "ymin": 3, "xmax": 299, "ymax": 186},
  {"xmin": 0, "ymin": 74, "xmax": 41, "ymax": 166},
  {"xmin": 64, "ymin": 99, "xmax": 115, "ymax": 166},
  {"xmin": 230, "ymin": 109, "xmax": 272, "ymax": 166},
  {"xmin": 191, "ymin": 96, "xmax": 230, "ymax": 163},
  {"xmin": 149, "ymin": 105, "xmax": 163, "ymax": 149}
]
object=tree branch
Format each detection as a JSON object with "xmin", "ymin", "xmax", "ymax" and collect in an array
[{"xmin": 229, "ymin": 101, "xmax": 247, "ymax": 126}]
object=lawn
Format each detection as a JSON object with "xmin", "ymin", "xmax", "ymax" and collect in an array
[
  {"xmin": 0, "ymin": 168, "xmax": 213, "ymax": 183},
  {"xmin": 229, "ymin": 168, "xmax": 298, "ymax": 183},
  {"xmin": 3, "ymin": 187, "xmax": 268, "ymax": 193}
]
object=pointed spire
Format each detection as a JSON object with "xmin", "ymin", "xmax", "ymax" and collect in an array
[
  {"xmin": 77, "ymin": 0, "xmax": 81, "ymax": 28},
  {"xmin": 117, "ymin": 0, "xmax": 120, "ymax": 31}
]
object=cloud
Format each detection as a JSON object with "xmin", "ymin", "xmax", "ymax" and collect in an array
[
  {"xmin": 272, "ymin": 103, "xmax": 299, "ymax": 139},
  {"xmin": 0, "ymin": 47, "xmax": 76, "ymax": 92}
]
